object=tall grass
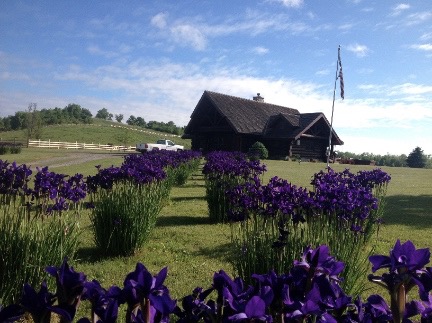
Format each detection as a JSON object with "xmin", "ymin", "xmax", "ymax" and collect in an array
[
  {"xmin": 0, "ymin": 210, "xmax": 80, "ymax": 304},
  {"xmin": 90, "ymin": 180, "xmax": 167, "ymax": 256}
]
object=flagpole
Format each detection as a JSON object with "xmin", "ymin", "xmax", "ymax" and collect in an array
[{"xmin": 326, "ymin": 45, "xmax": 341, "ymax": 167}]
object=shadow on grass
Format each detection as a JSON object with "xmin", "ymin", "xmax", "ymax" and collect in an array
[
  {"xmin": 76, "ymin": 246, "xmax": 106, "ymax": 263},
  {"xmin": 176, "ymin": 183, "xmax": 205, "ymax": 189},
  {"xmin": 383, "ymin": 194, "xmax": 432, "ymax": 228},
  {"xmin": 192, "ymin": 242, "xmax": 234, "ymax": 263},
  {"xmin": 170, "ymin": 196, "xmax": 207, "ymax": 202},
  {"xmin": 156, "ymin": 215, "xmax": 212, "ymax": 227}
]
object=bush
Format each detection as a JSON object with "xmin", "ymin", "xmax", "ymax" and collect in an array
[
  {"xmin": 9, "ymin": 145, "xmax": 22, "ymax": 154},
  {"xmin": 87, "ymin": 150, "xmax": 201, "ymax": 256},
  {"xmin": 0, "ymin": 145, "xmax": 9, "ymax": 155},
  {"xmin": 202, "ymin": 151, "xmax": 266, "ymax": 222},
  {"xmin": 248, "ymin": 141, "xmax": 268, "ymax": 160},
  {"xmin": 90, "ymin": 180, "xmax": 166, "ymax": 256}
]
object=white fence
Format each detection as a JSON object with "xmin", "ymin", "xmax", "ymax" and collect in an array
[{"xmin": 28, "ymin": 139, "xmax": 136, "ymax": 152}]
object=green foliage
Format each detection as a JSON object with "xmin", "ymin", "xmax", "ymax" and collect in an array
[
  {"xmin": 90, "ymin": 180, "xmax": 167, "ymax": 256},
  {"xmin": 204, "ymin": 175, "xmax": 241, "ymax": 223},
  {"xmin": 127, "ymin": 116, "xmax": 183, "ymax": 135},
  {"xmin": 127, "ymin": 115, "xmax": 146, "ymax": 128},
  {"xmin": 0, "ymin": 145, "xmax": 9, "ymax": 155},
  {"xmin": 9, "ymin": 145, "xmax": 21, "ymax": 154},
  {"xmin": 115, "ymin": 114, "xmax": 124, "ymax": 123},
  {"xmin": 336, "ymin": 151, "xmax": 408, "ymax": 167},
  {"xmin": 248, "ymin": 141, "xmax": 269, "ymax": 160},
  {"xmin": 0, "ymin": 144, "xmax": 21, "ymax": 155},
  {"xmin": 406, "ymin": 146, "xmax": 427, "ymax": 168},
  {"xmin": 0, "ymin": 211, "xmax": 80, "ymax": 304},
  {"xmin": 0, "ymin": 103, "xmax": 93, "ymax": 132},
  {"xmin": 166, "ymin": 158, "xmax": 202, "ymax": 186},
  {"xmin": 95, "ymin": 108, "xmax": 113, "ymax": 121},
  {"xmin": 24, "ymin": 103, "xmax": 44, "ymax": 140}
]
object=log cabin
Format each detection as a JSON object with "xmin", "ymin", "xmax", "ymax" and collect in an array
[{"xmin": 182, "ymin": 91, "xmax": 343, "ymax": 160}]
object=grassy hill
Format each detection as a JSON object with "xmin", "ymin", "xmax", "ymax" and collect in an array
[{"xmin": 0, "ymin": 119, "xmax": 191, "ymax": 149}]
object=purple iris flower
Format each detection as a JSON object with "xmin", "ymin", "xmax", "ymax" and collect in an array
[
  {"xmin": 369, "ymin": 240, "xmax": 430, "ymax": 273},
  {"xmin": 20, "ymin": 281, "xmax": 74, "ymax": 323},
  {"xmin": 227, "ymin": 296, "xmax": 273, "ymax": 322},
  {"xmin": 122, "ymin": 263, "xmax": 176, "ymax": 321},
  {"xmin": 46, "ymin": 258, "xmax": 86, "ymax": 312},
  {"xmin": 81, "ymin": 279, "xmax": 119, "ymax": 323},
  {"xmin": 294, "ymin": 245, "xmax": 345, "ymax": 282},
  {"xmin": 368, "ymin": 240, "xmax": 431, "ymax": 322},
  {"xmin": 362, "ymin": 294, "xmax": 393, "ymax": 322},
  {"xmin": 173, "ymin": 287, "xmax": 216, "ymax": 322}
]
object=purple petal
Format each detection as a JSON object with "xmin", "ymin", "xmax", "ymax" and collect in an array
[
  {"xmin": 245, "ymin": 296, "xmax": 266, "ymax": 318},
  {"xmin": 369, "ymin": 255, "xmax": 391, "ymax": 272},
  {"xmin": 154, "ymin": 267, "xmax": 168, "ymax": 288}
]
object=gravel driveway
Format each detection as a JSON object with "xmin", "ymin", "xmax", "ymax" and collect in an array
[{"xmin": 27, "ymin": 151, "xmax": 133, "ymax": 169}]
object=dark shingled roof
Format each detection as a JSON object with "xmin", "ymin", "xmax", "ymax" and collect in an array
[{"xmin": 204, "ymin": 91, "xmax": 300, "ymax": 134}]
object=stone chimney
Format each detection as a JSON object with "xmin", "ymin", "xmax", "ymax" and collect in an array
[{"xmin": 253, "ymin": 93, "xmax": 264, "ymax": 102}]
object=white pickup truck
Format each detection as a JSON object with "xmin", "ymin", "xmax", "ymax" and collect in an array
[{"xmin": 136, "ymin": 139, "xmax": 184, "ymax": 153}]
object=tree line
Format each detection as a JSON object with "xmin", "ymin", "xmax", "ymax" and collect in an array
[
  {"xmin": 95, "ymin": 108, "xmax": 184, "ymax": 135},
  {"xmin": 336, "ymin": 146, "xmax": 432, "ymax": 168},
  {"xmin": 0, "ymin": 104, "xmax": 184, "ymax": 137}
]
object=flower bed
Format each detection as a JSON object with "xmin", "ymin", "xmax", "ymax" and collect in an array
[{"xmin": 1, "ymin": 240, "xmax": 431, "ymax": 322}]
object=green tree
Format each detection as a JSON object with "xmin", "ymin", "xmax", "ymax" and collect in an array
[
  {"xmin": 115, "ymin": 114, "xmax": 124, "ymax": 123},
  {"xmin": 95, "ymin": 108, "xmax": 112, "ymax": 120},
  {"xmin": 126, "ymin": 115, "xmax": 137, "ymax": 126},
  {"xmin": 135, "ymin": 117, "xmax": 146, "ymax": 127},
  {"xmin": 10, "ymin": 111, "xmax": 26, "ymax": 130},
  {"xmin": 406, "ymin": 146, "xmax": 427, "ymax": 168},
  {"xmin": 25, "ymin": 103, "xmax": 43, "ymax": 139},
  {"xmin": 80, "ymin": 108, "xmax": 93, "ymax": 123},
  {"xmin": 64, "ymin": 103, "xmax": 85, "ymax": 123}
]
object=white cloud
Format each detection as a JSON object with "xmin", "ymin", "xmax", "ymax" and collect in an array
[
  {"xmin": 347, "ymin": 43, "xmax": 370, "ymax": 57},
  {"xmin": 411, "ymin": 43, "xmax": 432, "ymax": 51},
  {"xmin": 170, "ymin": 24, "xmax": 207, "ymax": 51},
  {"xmin": 252, "ymin": 46, "xmax": 269, "ymax": 55},
  {"xmin": 315, "ymin": 69, "xmax": 330, "ymax": 76},
  {"xmin": 405, "ymin": 11, "xmax": 432, "ymax": 25},
  {"xmin": 338, "ymin": 23, "xmax": 354, "ymax": 31},
  {"xmin": 87, "ymin": 45, "xmax": 117, "ymax": 58},
  {"xmin": 147, "ymin": 10, "xmax": 328, "ymax": 52},
  {"xmin": 420, "ymin": 32, "xmax": 432, "ymax": 41},
  {"xmin": 391, "ymin": 83, "xmax": 432, "ymax": 95},
  {"xmin": 390, "ymin": 3, "xmax": 410, "ymax": 16},
  {"xmin": 270, "ymin": 0, "xmax": 304, "ymax": 8},
  {"xmin": 151, "ymin": 12, "xmax": 168, "ymax": 29}
]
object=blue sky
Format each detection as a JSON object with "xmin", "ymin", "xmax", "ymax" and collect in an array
[{"xmin": 1, "ymin": 0, "xmax": 432, "ymax": 155}]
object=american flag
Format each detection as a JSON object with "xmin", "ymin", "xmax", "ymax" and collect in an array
[{"xmin": 338, "ymin": 47, "xmax": 344, "ymax": 99}]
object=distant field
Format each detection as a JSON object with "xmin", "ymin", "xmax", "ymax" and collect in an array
[
  {"xmin": 1, "ymin": 148, "xmax": 431, "ymax": 311},
  {"xmin": 0, "ymin": 119, "xmax": 191, "ymax": 149}
]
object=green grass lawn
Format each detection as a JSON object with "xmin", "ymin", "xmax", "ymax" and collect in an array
[
  {"xmin": 58, "ymin": 159, "xmax": 432, "ymax": 299},
  {"xmin": 1, "ymin": 150, "xmax": 431, "ymax": 316}
]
